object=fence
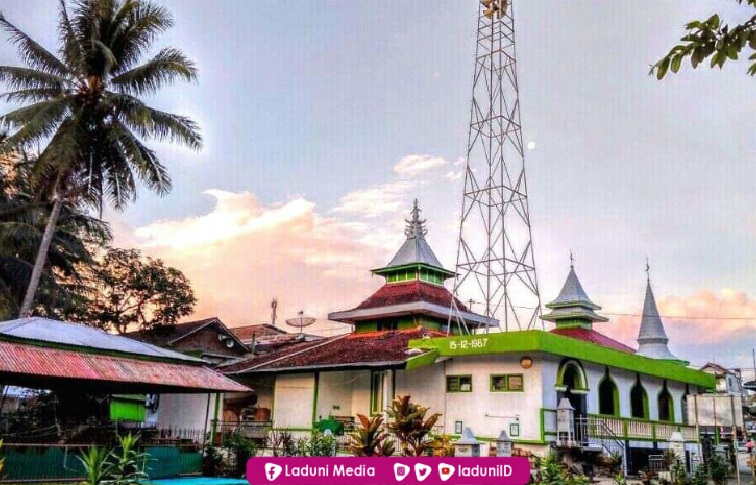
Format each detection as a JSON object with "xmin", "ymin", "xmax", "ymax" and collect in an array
[{"xmin": 0, "ymin": 443, "xmax": 203, "ymax": 482}]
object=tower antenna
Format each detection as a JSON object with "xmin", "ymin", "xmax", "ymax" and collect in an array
[
  {"xmin": 450, "ymin": 0, "xmax": 542, "ymax": 333},
  {"xmin": 271, "ymin": 297, "xmax": 278, "ymax": 326}
]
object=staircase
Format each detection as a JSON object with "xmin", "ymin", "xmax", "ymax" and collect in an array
[{"xmin": 567, "ymin": 416, "xmax": 628, "ymax": 476}]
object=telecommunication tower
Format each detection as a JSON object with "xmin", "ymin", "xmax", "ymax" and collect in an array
[{"xmin": 450, "ymin": 0, "xmax": 542, "ymax": 333}]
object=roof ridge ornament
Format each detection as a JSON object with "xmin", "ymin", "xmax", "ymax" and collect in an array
[{"xmin": 405, "ymin": 199, "xmax": 428, "ymax": 239}]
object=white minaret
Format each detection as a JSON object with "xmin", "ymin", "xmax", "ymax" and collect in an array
[{"xmin": 636, "ymin": 262, "xmax": 679, "ymax": 360}]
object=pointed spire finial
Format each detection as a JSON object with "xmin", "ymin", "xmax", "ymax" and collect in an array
[
  {"xmin": 405, "ymin": 199, "xmax": 427, "ymax": 239},
  {"xmin": 645, "ymin": 256, "xmax": 650, "ymax": 282},
  {"xmin": 569, "ymin": 250, "xmax": 575, "ymax": 269}
]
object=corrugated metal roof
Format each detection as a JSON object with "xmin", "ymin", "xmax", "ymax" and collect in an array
[
  {"xmin": 0, "ymin": 340, "xmax": 249, "ymax": 392},
  {"xmin": 0, "ymin": 317, "xmax": 202, "ymax": 363}
]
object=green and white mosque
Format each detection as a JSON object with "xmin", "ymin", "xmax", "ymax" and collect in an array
[{"xmin": 227, "ymin": 202, "xmax": 715, "ymax": 474}]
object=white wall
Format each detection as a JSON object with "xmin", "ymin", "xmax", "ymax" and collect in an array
[
  {"xmin": 273, "ymin": 373, "xmax": 315, "ymax": 429},
  {"xmin": 432, "ymin": 355, "xmax": 543, "ymax": 441},
  {"xmin": 395, "ymin": 365, "xmax": 445, "ymax": 422},
  {"xmin": 156, "ymin": 393, "xmax": 217, "ymax": 434},
  {"xmin": 350, "ymin": 370, "xmax": 372, "ymax": 418},
  {"xmin": 316, "ymin": 370, "xmax": 354, "ymax": 420}
]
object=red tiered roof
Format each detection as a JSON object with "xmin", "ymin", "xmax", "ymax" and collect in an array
[
  {"xmin": 354, "ymin": 281, "xmax": 469, "ymax": 312},
  {"xmin": 223, "ymin": 327, "xmax": 443, "ymax": 373},
  {"xmin": 550, "ymin": 328, "xmax": 635, "ymax": 354}
]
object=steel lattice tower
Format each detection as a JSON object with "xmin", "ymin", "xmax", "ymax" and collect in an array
[{"xmin": 450, "ymin": 0, "xmax": 542, "ymax": 333}]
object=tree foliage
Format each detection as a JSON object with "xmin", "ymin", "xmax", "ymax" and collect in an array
[
  {"xmin": 652, "ymin": 0, "xmax": 756, "ymax": 78},
  {"xmin": 75, "ymin": 246, "xmax": 196, "ymax": 333},
  {"xmin": 385, "ymin": 394, "xmax": 441, "ymax": 457},
  {"xmin": 0, "ymin": 151, "xmax": 111, "ymax": 319},
  {"xmin": 349, "ymin": 414, "xmax": 395, "ymax": 457},
  {"xmin": 0, "ymin": 0, "xmax": 201, "ymax": 315}
]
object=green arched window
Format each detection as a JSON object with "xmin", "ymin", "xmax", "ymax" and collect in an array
[
  {"xmin": 556, "ymin": 359, "xmax": 588, "ymax": 391},
  {"xmin": 658, "ymin": 383, "xmax": 674, "ymax": 422},
  {"xmin": 630, "ymin": 376, "xmax": 649, "ymax": 419},
  {"xmin": 598, "ymin": 370, "xmax": 619, "ymax": 416}
]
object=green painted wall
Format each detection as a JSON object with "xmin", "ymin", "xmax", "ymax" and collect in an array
[
  {"xmin": 110, "ymin": 398, "xmax": 146, "ymax": 421},
  {"xmin": 408, "ymin": 331, "xmax": 715, "ymax": 388},
  {"xmin": 354, "ymin": 316, "xmax": 448, "ymax": 333}
]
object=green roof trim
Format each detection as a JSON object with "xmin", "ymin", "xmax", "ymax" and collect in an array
[
  {"xmin": 372, "ymin": 262, "xmax": 455, "ymax": 278},
  {"xmin": 407, "ymin": 330, "xmax": 715, "ymax": 388},
  {"xmin": 406, "ymin": 349, "xmax": 439, "ymax": 370}
]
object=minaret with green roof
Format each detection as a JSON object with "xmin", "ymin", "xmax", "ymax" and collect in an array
[
  {"xmin": 328, "ymin": 200, "xmax": 494, "ymax": 334},
  {"xmin": 372, "ymin": 199, "xmax": 455, "ymax": 286},
  {"xmin": 541, "ymin": 257, "xmax": 609, "ymax": 330}
]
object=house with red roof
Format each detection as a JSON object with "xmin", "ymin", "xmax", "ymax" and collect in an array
[{"xmin": 224, "ymin": 202, "xmax": 714, "ymax": 474}]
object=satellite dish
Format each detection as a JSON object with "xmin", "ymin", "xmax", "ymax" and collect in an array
[{"xmin": 286, "ymin": 310, "xmax": 316, "ymax": 337}]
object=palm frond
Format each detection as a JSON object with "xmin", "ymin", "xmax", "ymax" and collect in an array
[
  {"xmin": 109, "ymin": 120, "xmax": 171, "ymax": 194},
  {"xmin": 0, "ymin": 13, "xmax": 71, "ymax": 78},
  {"xmin": 0, "ymin": 66, "xmax": 70, "ymax": 91},
  {"xmin": 1, "ymin": 87, "xmax": 69, "ymax": 104},
  {"xmin": 102, "ymin": 141, "xmax": 136, "ymax": 210},
  {"xmin": 111, "ymin": 93, "xmax": 201, "ymax": 149},
  {"xmin": 0, "ymin": 96, "xmax": 73, "ymax": 150},
  {"xmin": 111, "ymin": 47, "xmax": 196, "ymax": 95},
  {"xmin": 110, "ymin": 1, "xmax": 173, "ymax": 74},
  {"xmin": 57, "ymin": 0, "xmax": 85, "ymax": 77},
  {"xmin": 33, "ymin": 118, "xmax": 84, "ymax": 182}
]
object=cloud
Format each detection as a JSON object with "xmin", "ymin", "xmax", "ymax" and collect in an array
[
  {"xmin": 595, "ymin": 288, "xmax": 756, "ymax": 367},
  {"xmin": 332, "ymin": 180, "xmax": 413, "ymax": 218},
  {"xmin": 128, "ymin": 190, "xmax": 393, "ymax": 327},
  {"xmin": 393, "ymin": 154, "xmax": 447, "ymax": 177},
  {"xmin": 445, "ymin": 171, "xmax": 463, "ymax": 182}
]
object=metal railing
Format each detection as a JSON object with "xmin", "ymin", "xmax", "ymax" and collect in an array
[{"xmin": 557, "ymin": 416, "xmax": 627, "ymax": 475}]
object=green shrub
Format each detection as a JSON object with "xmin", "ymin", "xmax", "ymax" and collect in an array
[{"xmin": 709, "ymin": 454, "xmax": 728, "ymax": 485}]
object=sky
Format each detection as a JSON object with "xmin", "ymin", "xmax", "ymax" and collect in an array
[{"xmin": 0, "ymin": 1, "xmax": 754, "ymax": 368}]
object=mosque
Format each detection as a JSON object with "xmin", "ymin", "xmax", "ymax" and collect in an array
[{"xmin": 224, "ymin": 201, "xmax": 714, "ymax": 474}]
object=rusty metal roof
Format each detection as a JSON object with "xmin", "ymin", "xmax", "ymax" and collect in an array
[
  {"xmin": 0, "ymin": 340, "xmax": 249, "ymax": 393},
  {"xmin": 0, "ymin": 317, "xmax": 201, "ymax": 363}
]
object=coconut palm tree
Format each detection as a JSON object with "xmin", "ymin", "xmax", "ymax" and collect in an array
[
  {"xmin": 0, "ymin": 0, "xmax": 201, "ymax": 317},
  {"xmin": 0, "ymin": 151, "xmax": 111, "ymax": 319}
]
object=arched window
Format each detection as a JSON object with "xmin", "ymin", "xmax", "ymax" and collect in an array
[
  {"xmin": 630, "ymin": 376, "xmax": 649, "ymax": 419},
  {"xmin": 598, "ymin": 370, "xmax": 619, "ymax": 416},
  {"xmin": 658, "ymin": 383, "xmax": 674, "ymax": 422},
  {"xmin": 681, "ymin": 385, "xmax": 689, "ymax": 425},
  {"xmin": 556, "ymin": 360, "xmax": 588, "ymax": 391}
]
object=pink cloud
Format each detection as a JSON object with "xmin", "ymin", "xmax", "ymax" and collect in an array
[
  {"xmin": 595, "ymin": 288, "xmax": 756, "ymax": 364},
  {"xmin": 118, "ymin": 190, "xmax": 395, "ymax": 330}
]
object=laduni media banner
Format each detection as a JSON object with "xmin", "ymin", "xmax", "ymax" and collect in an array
[{"xmin": 247, "ymin": 456, "xmax": 530, "ymax": 485}]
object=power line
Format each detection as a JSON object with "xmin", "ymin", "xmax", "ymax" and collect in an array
[
  {"xmin": 602, "ymin": 312, "xmax": 756, "ymax": 321},
  {"xmin": 503, "ymin": 304, "xmax": 756, "ymax": 321}
]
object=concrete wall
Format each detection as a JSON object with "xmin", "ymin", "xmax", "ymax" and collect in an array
[
  {"xmin": 431, "ymin": 354, "xmax": 543, "ymax": 441},
  {"xmin": 350, "ymin": 370, "xmax": 372, "ymax": 417},
  {"xmin": 541, "ymin": 354, "xmax": 689, "ymax": 423},
  {"xmin": 273, "ymin": 373, "xmax": 315, "ymax": 429},
  {"xmin": 395, "ymin": 365, "xmax": 445, "ymax": 422},
  {"xmin": 156, "ymin": 393, "xmax": 217, "ymax": 433},
  {"xmin": 316, "ymin": 370, "xmax": 354, "ymax": 420}
]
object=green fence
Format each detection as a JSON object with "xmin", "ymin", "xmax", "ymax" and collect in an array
[
  {"xmin": 144, "ymin": 445, "xmax": 203, "ymax": 479},
  {"xmin": 0, "ymin": 443, "xmax": 202, "ymax": 482}
]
